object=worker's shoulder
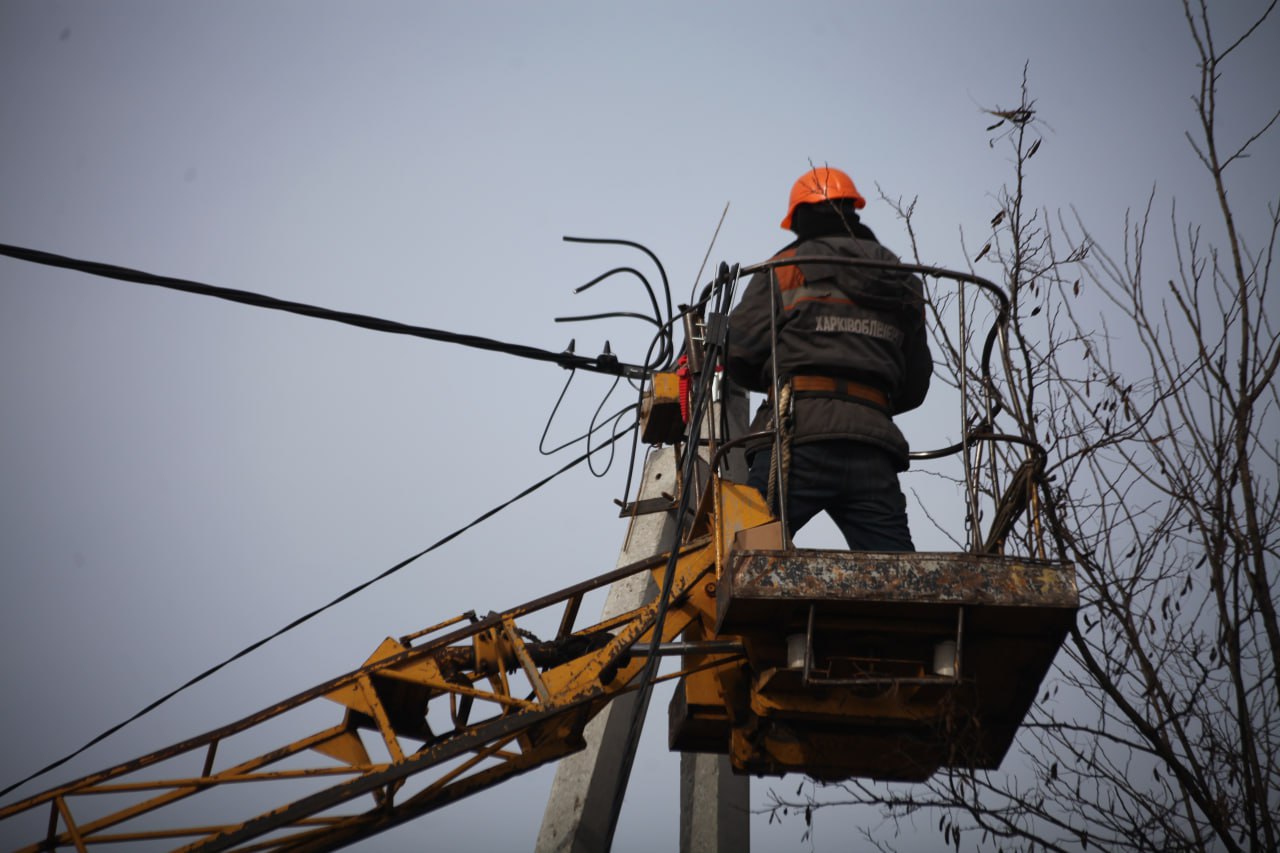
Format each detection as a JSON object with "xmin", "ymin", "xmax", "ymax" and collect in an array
[
  {"xmin": 767, "ymin": 241, "xmax": 800, "ymax": 261},
  {"xmin": 802, "ymin": 234, "xmax": 899, "ymax": 260}
]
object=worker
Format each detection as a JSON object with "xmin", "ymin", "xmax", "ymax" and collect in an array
[{"xmin": 725, "ymin": 166, "xmax": 932, "ymax": 551}]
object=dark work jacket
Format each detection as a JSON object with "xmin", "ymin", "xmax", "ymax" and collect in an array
[{"xmin": 725, "ymin": 234, "xmax": 932, "ymax": 469}]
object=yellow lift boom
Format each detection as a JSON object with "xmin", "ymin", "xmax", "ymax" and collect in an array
[{"xmin": 0, "ymin": 473, "xmax": 1075, "ymax": 851}]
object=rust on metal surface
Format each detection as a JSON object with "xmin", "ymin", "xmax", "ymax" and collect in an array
[
  {"xmin": 673, "ymin": 545, "xmax": 1082, "ymax": 783},
  {"xmin": 640, "ymin": 371, "xmax": 684, "ymax": 445},
  {"xmin": 1, "ymin": 472, "xmax": 1084, "ymax": 846},
  {"xmin": 0, "ymin": 535, "xmax": 723, "ymax": 853},
  {"xmin": 718, "ymin": 549, "xmax": 1078, "ymax": 635}
]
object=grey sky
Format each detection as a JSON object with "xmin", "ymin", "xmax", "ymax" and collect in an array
[{"xmin": 2, "ymin": 2, "xmax": 1277, "ymax": 851}]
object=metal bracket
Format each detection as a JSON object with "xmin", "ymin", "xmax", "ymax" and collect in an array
[
  {"xmin": 615, "ymin": 495, "xmax": 678, "ymax": 517},
  {"xmin": 800, "ymin": 604, "xmax": 967, "ymax": 688}
]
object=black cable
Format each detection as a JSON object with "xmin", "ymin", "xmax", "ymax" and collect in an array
[
  {"xmin": 565, "ymin": 265, "xmax": 666, "ymax": 365},
  {"xmin": 611, "ymin": 296, "xmax": 700, "ymax": 512},
  {"xmin": 555, "ymin": 310, "xmax": 661, "ymax": 328},
  {"xmin": 585, "ymin": 376, "xmax": 623, "ymax": 477},
  {"xmin": 603, "ymin": 276, "xmax": 731, "ymax": 848},
  {"xmin": 0, "ymin": 242, "xmax": 650, "ymax": 380},
  {"xmin": 614, "ymin": 382, "xmax": 649, "ymax": 512},
  {"xmin": 542, "ymin": 263, "xmax": 681, "ymax": 495},
  {"xmin": 560, "ymin": 267, "xmax": 669, "ymax": 370},
  {"xmin": 538, "ymin": 368, "xmax": 582, "ymax": 456},
  {"xmin": 563, "ymin": 237, "xmax": 673, "ymax": 366},
  {"xmin": 537, "ymin": 370, "xmax": 641, "ymax": 471},
  {"xmin": 0, "ymin": 429, "xmax": 629, "ymax": 801}
]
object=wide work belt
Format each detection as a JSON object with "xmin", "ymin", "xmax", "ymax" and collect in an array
[{"xmin": 790, "ymin": 375, "xmax": 890, "ymax": 409}]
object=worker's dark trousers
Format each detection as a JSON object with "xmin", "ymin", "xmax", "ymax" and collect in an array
[{"xmin": 747, "ymin": 440, "xmax": 915, "ymax": 551}]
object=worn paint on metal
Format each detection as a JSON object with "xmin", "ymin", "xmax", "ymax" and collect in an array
[
  {"xmin": 717, "ymin": 549, "xmax": 1078, "ymax": 637},
  {"xmin": 730, "ymin": 549, "xmax": 1076, "ymax": 605},
  {"xmin": 0, "ymin": 536, "xmax": 727, "ymax": 853},
  {"xmin": 0, "ymin": 475, "xmax": 1083, "ymax": 849}
]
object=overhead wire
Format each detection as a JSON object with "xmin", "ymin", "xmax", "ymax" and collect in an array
[
  {"xmin": 559, "ymin": 266, "xmax": 668, "ymax": 367},
  {"xmin": 0, "ymin": 238, "xmax": 668, "ymax": 798},
  {"xmin": 585, "ymin": 375, "xmax": 624, "ymax": 477},
  {"xmin": 562, "ymin": 236, "xmax": 674, "ymax": 369},
  {"xmin": 611, "ymin": 309, "xmax": 683, "ymax": 506},
  {"xmin": 0, "ymin": 242, "xmax": 650, "ymax": 380},
  {"xmin": 589, "ymin": 208, "xmax": 737, "ymax": 517},
  {"xmin": 555, "ymin": 310, "xmax": 662, "ymax": 331},
  {"xmin": 2, "ymin": 234, "xmax": 665, "ymax": 559},
  {"xmin": 535, "ymin": 237, "xmax": 679, "ymax": 492},
  {"xmin": 613, "ymin": 380, "xmax": 650, "ymax": 514},
  {"xmin": 0, "ymin": 235, "xmax": 670, "ymax": 495},
  {"xmin": 538, "ymin": 368, "xmax": 585, "ymax": 456},
  {"xmin": 541, "ymin": 236, "xmax": 683, "ymax": 498},
  {"xmin": 0, "ymin": 235, "xmax": 669, "ymax": 515},
  {"xmin": 0, "ymin": 428, "xmax": 631, "ymax": 801}
]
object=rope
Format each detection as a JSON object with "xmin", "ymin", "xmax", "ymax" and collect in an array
[{"xmin": 766, "ymin": 383, "xmax": 793, "ymax": 514}]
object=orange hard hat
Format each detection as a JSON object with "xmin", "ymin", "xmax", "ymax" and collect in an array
[{"xmin": 780, "ymin": 166, "xmax": 866, "ymax": 230}]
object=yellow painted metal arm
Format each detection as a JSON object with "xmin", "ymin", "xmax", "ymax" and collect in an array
[{"xmin": 0, "ymin": 537, "xmax": 727, "ymax": 853}]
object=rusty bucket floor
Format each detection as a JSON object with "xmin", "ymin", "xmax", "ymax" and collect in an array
[{"xmin": 678, "ymin": 549, "xmax": 1079, "ymax": 780}]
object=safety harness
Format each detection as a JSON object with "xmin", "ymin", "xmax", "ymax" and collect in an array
[
  {"xmin": 789, "ymin": 375, "xmax": 890, "ymax": 409},
  {"xmin": 763, "ymin": 376, "xmax": 890, "ymax": 513}
]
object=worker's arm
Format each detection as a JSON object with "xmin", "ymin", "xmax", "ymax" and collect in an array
[
  {"xmin": 893, "ymin": 278, "xmax": 933, "ymax": 414},
  {"xmin": 724, "ymin": 268, "xmax": 777, "ymax": 393}
]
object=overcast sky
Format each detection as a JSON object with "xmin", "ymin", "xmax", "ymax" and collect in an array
[{"xmin": 2, "ymin": 2, "xmax": 1277, "ymax": 851}]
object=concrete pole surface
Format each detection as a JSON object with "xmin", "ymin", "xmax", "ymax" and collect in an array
[
  {"xmin": 536, "ymin": 384, "xmax": 751, "ymax": 853},
  {"xmin": 680, "ymin": 753, "xmax": 749, "ymax": 853},
  {"xmin": 534, "ymin": 447, "xmax": 674, "ymax": 853}
]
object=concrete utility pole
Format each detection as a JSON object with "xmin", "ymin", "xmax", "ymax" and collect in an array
[{"xmin": 536, "ymin": 381, "xmax": 750, "ymax": 853}]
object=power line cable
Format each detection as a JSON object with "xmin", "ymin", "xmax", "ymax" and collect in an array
[
  {"xmin": 0, "ymin": 242, "xmax": 649, "ymax": 380},
  {"xmin": 0, "ymin": 239, "xmax": 656, "ymax": 794},
  {"xmin": 0, "ymin": 429, "xmax": 630, "ymax": 801},
  {"xmin": 563, "ymin": 236, "xmax": 673, "ymax": 366}
]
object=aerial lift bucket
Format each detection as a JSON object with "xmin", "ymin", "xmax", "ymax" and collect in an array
[{"xmin": 669, "ymin": 477, "xmax": 1078, "ymax": 782}]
